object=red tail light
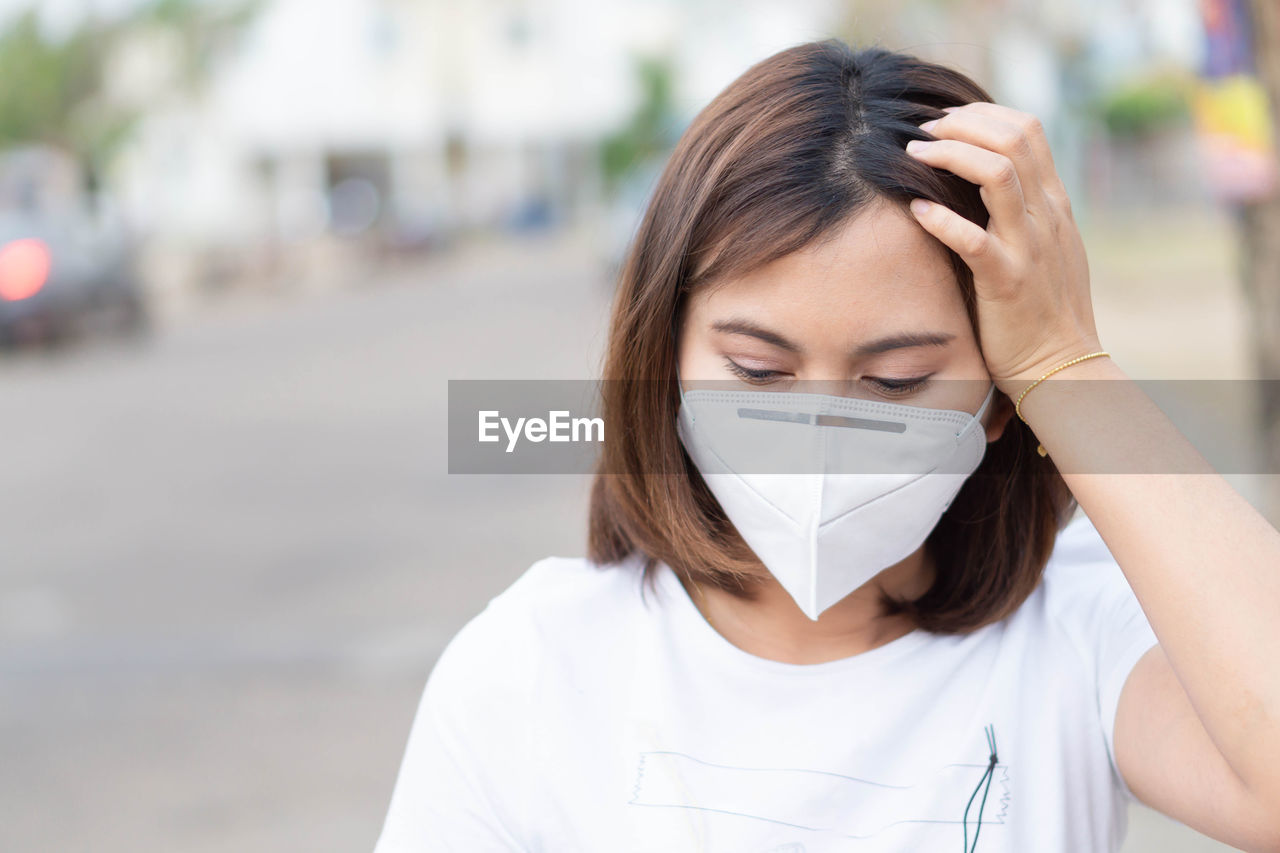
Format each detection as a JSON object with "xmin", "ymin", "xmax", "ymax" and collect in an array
[{"xmin": 0, "ymin": 238, "xmax": 52, "ymax": 301}]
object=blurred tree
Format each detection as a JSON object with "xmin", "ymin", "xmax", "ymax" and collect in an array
[
  {"xmin": 0, "ymin": 0, "xmax": 259, "ymax": 193},
  {"xmin": 1244, "ymin": 0, "xmax": 1280, "ymax": 507},
  {"xmin": 1095, "ymin": 72, "xmax": 1194, "ymax": 140},
  {"xmin": 138, "ymin": 0, "xmax": 261, "ymax": 92},
  {"xmin": 0, "ymin": 12, "xmax": 109, "ymax": 163},
  {"xmin": 598, "ymin": 53, "xmax": 680, "ymax": 196}
]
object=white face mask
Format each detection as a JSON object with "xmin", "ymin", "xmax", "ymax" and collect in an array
[{"xmin": 676, "ymin": 380, "xmax": 996, "ymax": 620}]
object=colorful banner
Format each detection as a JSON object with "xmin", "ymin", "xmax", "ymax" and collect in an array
[{"xmin": 1193, "ymin": 0, "xmax": 1278, "ymax": 202}]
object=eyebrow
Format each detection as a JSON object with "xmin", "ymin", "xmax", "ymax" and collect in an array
[
  {"xmin": 711, "ymin": 319, "xmax": 800, "ymax": 352},
  {"xmin": 854, "ymin": 330, "xmax": 957, "ymax": 356},
  {"xmin": 710, "ymin": 319, "xmax": 956, "ymax": 357}
]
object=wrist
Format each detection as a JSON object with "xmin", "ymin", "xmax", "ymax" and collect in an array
[
  {"xmin": 1013, "ymin": 352, "xmax": 1125, "ymax": 425},
  {"xmin": 1000, "ymin": 340, "xmax": 1109, "ymax": 403}
]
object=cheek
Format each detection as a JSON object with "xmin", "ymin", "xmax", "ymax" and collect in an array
[
  {"xmin": 675, "ymin": 299, "xmax": 720, "ymax": 380},
  {"xmin": 676, "ymin": 333, "xmax": 724, "ymax": 380},
  {"xmin": 952, "ymin": 334, "xmax": 992, "ymax": 378}
]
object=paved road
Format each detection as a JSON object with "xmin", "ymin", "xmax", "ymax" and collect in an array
[{"xmin": 0, "ymin": 228, "xmax": 1238, "ymax": 851}]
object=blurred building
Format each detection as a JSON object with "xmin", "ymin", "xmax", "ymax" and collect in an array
[
  {"xmin": 90, "ymin": 0, "xmax": 1214, "ymax": 299},
  {"xmin": 107, "ymin": 0, "xmax": 842, "ymax": 289}
]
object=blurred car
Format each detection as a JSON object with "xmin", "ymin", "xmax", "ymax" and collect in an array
[
  {"xmin": 0, "ymin": 210, "xmax": 147, "ymax": 347},
  {"xmin": 0, "ymin": 145, "xmax": 148, "ymax": 348}
]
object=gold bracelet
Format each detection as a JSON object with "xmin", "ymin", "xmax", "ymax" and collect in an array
[{"xmin": 1013, "ymin": 351, "xmax": 1110, "ymax": 457}]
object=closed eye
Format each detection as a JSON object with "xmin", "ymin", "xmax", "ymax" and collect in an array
[
  {"xmin": 723, "ymin": 358, "xmax": 784, "ymax": 385},
  {"xmin": 865, "ymin": 375, "xmax": 932, "ymax": 397},
  {"xmin": 725, "ymin": 358, "xmax": 932, "ymax": 396}
]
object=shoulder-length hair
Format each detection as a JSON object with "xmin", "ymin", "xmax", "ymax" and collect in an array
[{"xmin": 588, "ymin": 38, "xmax": 1076, "ymax": 634}]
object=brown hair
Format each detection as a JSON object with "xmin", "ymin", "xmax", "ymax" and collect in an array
[{"xmin": 588, "ymin": 39, "xmax": 1075, "ymax": 634}]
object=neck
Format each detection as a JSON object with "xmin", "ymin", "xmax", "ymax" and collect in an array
[{"xmin": 679, "ymin": 547, "xmax": 934, "ymax": 665}]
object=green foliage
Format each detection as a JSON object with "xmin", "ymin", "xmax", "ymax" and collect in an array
[
  {"xmin": 0, "ymin": 0, "xmax": 260, "ymax": 168},
  {"xmin": 1094, "ymin": 72, "xmax": 1193, "ymax": 139},
  {"xmin": 139, "ymin": 0, "xmax": 263, "ymax": 90},
  {"xmin": 0, "ymin": 11, "xmax": 105, "ymax": 157},
  {"xmin": 599, "ymin": 53, "xmax": 681, "ymax": 194}
]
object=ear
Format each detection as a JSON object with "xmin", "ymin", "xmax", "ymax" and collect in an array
[{"xmin": 984, "ymin": 392, "xmax": 1017, "ymax": 444}]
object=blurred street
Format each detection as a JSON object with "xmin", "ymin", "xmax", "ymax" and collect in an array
[
  {"xmin": 0, "ymin": 230, "xmax": 610, "ymax": 851},
  {"xmin": 0, "ymin": 214, "xmax": 1261, "ymax": 852}
]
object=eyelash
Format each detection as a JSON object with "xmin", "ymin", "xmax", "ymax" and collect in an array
[
  {"xmin": 869, "ymin": 375, "xmax": 932, "ymax": 396},
  {"xmin": 724, "ymin": 359, "xmax": 780, "ymax": 383},
  {"xmin": 723, "ymin": 358, "xmax": 932, "ymax": 396}
]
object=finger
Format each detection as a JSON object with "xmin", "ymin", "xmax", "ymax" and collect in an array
[
  {"xmin": 940, "ymin": 103, "xmax": 1071, "ymax": 215},
  {"xmin": 907, "ymin": 197, "xmax": 1005, "ymax": 274},
  {"xmin": 922, "ymin": 109, "xmax": 1052, "ymax": 214},
  {"xmin": 904, "ymin": 138, "xmax": 1029, "ymax": 240}
]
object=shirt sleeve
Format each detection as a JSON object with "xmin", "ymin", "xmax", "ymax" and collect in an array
[
  {"xmin": 372, "ymin": 591, "xmax": 536, "ymax": 852},
  {"xmin": 1046, "ymin": 512, "xmax": 1161, "ymax": 802}
]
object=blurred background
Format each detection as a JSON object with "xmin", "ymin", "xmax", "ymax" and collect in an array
[{"xmin": 0, "ymin": 0, "xmax": 1277, "ymax": 850}]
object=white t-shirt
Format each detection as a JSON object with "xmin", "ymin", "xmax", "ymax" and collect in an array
[{"xmin": 374, "ymin": 513, "xmax": 1160, "ymax": 852}]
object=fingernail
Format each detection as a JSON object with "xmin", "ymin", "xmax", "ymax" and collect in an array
[
  {"xmin": 941, "ymin": 105, "xmax": 960, "ymax": 112},
  {"xmin": 910, "ymin": 198, "xmax": 932, "ymax": 217},
  {"xmin": 906, "ymin": 139, "xmax": 931, "ymax": 154},
  {"xmin": 919, "ymin": 119, "xmax": 939, "ymax": 132}
]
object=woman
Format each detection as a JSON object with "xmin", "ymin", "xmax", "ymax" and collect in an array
[{"xmin": 375, "ymin": 40, "xmax": 1280, "ymax": 851}]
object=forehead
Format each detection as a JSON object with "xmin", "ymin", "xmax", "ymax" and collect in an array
[{"xmin": 692, "ymin": 200, "xmax": 963, "ymax": 327}]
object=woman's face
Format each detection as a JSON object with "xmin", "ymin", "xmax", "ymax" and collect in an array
[{"xmin": 677, "ymin": 198, "xmax": 1012, "ymax": 439}]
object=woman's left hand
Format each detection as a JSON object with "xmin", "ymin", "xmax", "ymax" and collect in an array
[
  {"xmin": 904, "ymin": 102, "xmax": 1103, "ymax": 396},
  {"xmin": 907, "ymin": 110, "xmax": 1280, "ymax": 853}
]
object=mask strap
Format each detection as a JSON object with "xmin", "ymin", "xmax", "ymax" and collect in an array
[
  {"xmin": 975, "ymin": 381, "xmax": 996, "ymax": 420},
  {"xmin": 957, "ymin": 382, "xmax": 997, "ymax": 439}
]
